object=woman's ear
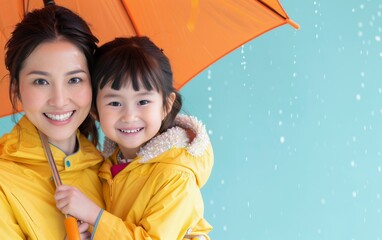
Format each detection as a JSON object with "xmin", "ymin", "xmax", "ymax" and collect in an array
[{"xmin": 10, "ymin": 80, "xmax": 21, "ymax": 102}]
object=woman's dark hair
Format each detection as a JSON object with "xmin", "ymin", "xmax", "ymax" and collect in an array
[
  {"xmin": 92, "ymin": 36, "xmax": 182, "ymax": 134},
  {"xmin": 5, "ymin": 5, "xmax": 99, "ymax": 145}
]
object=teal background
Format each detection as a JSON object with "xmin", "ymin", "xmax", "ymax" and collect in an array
[{"xmin": 2, "ymin": 0, "xmax": 382, "ymax": 239}]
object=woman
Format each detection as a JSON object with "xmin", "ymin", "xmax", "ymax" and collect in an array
[{"xmin": 0, "ymin": 4, "xmax": 104, "ymax": 239}]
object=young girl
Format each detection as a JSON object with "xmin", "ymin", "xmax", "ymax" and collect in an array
[
  {"xmin": 0, "ymin": 4, "xmax": 104, "ymax": 239},
  {"xmin": 55, "ymin": 36, "xmax": 214, "ymax": 239}
]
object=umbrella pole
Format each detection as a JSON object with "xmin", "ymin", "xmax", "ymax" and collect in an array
[{"xmin": 38, "ymin": 130, "xmax": 81, "ymax": 240}]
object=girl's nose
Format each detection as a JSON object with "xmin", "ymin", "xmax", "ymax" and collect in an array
[{"xmin": 121, "ymin": 106, "xmax": 137, "ymax": 122}]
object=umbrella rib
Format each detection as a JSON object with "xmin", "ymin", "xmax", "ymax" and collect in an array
[
  {"xmin": 257, "ymin": 0, "xmax": 299, "ymax": 29},
  {"xmin": 119, "ymin": 0, "xmax": 140, "ymax": 36},
  {"xmin": 24, "ymin": 0, "xmax": 28, "ymax": 16}
]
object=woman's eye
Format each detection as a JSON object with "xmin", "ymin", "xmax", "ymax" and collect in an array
[
  {"xmin": 33, "ymin": 79, "xmax": 48, "ymax": 85},
  {"xmin": 68, "ymin": 77, "xmax": 81, "ymax": 84},
  {"xmin": 108, "ymin": 102, "xmax": 121, "ymax": 107},
  {"xmin": 138, "ymin": 100, "xmax": 149, "ymax": 105}
]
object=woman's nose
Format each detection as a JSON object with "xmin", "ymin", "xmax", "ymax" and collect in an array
[{"xmin": 47, "ymin": 85, "xmax": 69, "ymax": 107}]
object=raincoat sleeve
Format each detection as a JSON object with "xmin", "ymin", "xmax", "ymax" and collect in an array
[
  {"xmin": 0, "ymin": 188, "xmax": 25, "ymax": 239},
  {"xmin": 92, "ymin": 168, "xmax": 210, "ymax": 240}
]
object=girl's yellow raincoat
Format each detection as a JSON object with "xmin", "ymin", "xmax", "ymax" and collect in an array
[
  {"xmin": 0, "ymin": 116, "xmax": 104, "ymax": 239},
  {"xmin": 94, "ymin": 115, "xmax": 214, "ymax": 240}
]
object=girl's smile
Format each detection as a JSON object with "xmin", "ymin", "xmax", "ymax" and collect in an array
[{"xmin": 119, "ymin": 127, "xmax": 144, "ymax": 134}]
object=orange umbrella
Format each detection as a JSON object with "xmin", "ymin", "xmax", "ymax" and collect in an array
[{"xmin": 0, "ymin": 0, "xmax": 299, "ymax": 117}]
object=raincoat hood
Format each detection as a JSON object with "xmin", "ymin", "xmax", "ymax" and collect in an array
[{"xmin": 102, "ymin": 114, "xmax": 213, "ymax": 188}]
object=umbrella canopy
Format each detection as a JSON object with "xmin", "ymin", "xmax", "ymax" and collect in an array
[{"xmin": 0, "ymin": 0, "xmax": 299, "ymax": 117}]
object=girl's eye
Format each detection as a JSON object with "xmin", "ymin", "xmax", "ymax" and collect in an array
[
  {"xmin": 138, "ymin": 100, "xmax": 149, "ymax": 106},
  {"xmin": 108, "ymin": 101, "xmax": 121, "ymax": 107},
  {"xmin": 68, "ymin": 77, "xmax": 81, "ymax": 84},
  {"xmin": 33, "ymin": 79, "xmax": 49, "ymax": 85}
]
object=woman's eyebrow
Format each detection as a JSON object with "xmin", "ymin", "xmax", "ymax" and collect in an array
[
  {"xmin": 66, "ymin": 69, "xmax": 87, "ymax": 76},
  {"xmin": 26, "ymin": 69, "xmax": 87, "ymax": 76},
  {"xmin": 26, "ymin": 70, "xmax": 49, "ymax": 76}
]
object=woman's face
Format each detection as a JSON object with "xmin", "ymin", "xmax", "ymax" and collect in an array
[{"xmin": 18, "ymin": 39, "xmax": 92, "ymax": 153}]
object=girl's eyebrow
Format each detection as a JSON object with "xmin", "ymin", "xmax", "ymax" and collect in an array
[
  {"xmin": 135, "ymin": 91, "xmax": 156, "ymax": 97},
  {"xmin": 102, "ymin": 93, "xmax": 121, "ymax": 98},
  {"xmin": 102, "ymin": 90, "xmax": 156, "ymax": 98}
]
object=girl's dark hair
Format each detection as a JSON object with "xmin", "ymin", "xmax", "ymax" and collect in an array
[
  {"xmin": 92, "ymin": 36, "xmax": 182, "ymax": 134},
  {"xmin": 5, "ymin": 5, "xmax": 99, "ymax": 145}
]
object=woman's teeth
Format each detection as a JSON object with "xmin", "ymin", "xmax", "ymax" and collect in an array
[{"xmin": 45, "ymin": 112, "xmax": 73, "ymax": 121}]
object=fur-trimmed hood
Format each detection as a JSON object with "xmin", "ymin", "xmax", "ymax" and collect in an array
[{"xmin": 102, "ymin": 114, "xmax": 214, "ymax": 188}]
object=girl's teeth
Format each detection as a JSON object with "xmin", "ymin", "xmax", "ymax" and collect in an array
[
  {"xmin": 120, "ymin": 128, "xmax": 142, "ymax": 133},
  {"xmin": 45, "ymin": 112, "xmax": 73, "ymax": 121}
]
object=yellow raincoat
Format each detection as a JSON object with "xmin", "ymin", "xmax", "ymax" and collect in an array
[
  {"xmin": 93, "ymin": 115, "xmax": 214, "ymax": 240},
  {"xmin": 0, "ymin": 116, "xmax": 104, "ymax": 239}
]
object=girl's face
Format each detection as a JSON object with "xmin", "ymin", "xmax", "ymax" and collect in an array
[
  {"xmin": 18, "ymin": 40, "xmax": 92, "ymax": 154},
  {"xmin": 97, "ymin": 82, "xmax": 171, "ymax": 159}
]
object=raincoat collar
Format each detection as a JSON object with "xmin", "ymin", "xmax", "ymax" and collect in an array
[
  {"xmin": 103, "ymin": 115, "xmax": 210, "ymax": 161},
  {"xmin": 101, "ymin": 114, "xmax": 213, "ymax": 187},
  {"xmin": 0, "ymin": 116, "xmax": 101, "ymax": 171}
]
